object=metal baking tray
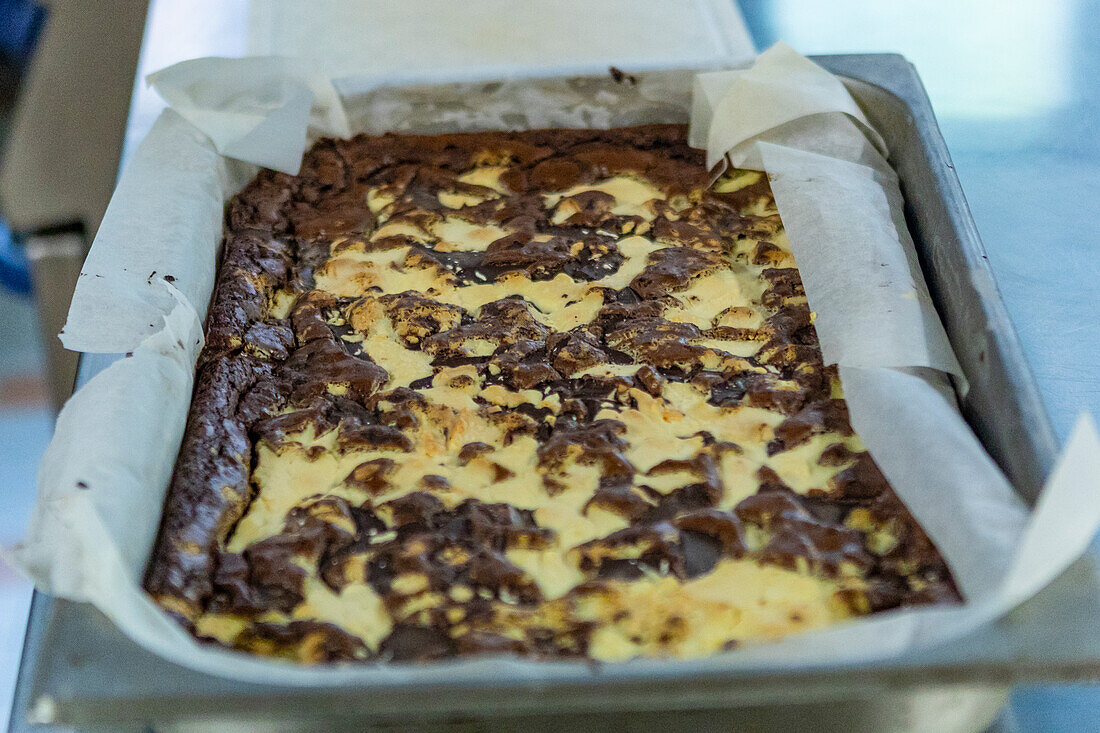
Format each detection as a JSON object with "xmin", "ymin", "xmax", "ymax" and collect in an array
[{"xmin": 11, "ymin": 54, "xmax": 1100, "ymax": 732}]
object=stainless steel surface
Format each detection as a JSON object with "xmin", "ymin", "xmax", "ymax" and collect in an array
[
  {"xmin": 36, "ymin": 688, "xmax": 1011, "ymax": 733},
  {"xmin": 10, "ymin": 54, "xmax": 1098, "ymax": 731},
  {"xmin": 23, "ymin": 229, "xmax": 86, "ymax": 412}
]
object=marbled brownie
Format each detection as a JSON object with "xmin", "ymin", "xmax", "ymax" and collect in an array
[{"xmin": 145, "ymin": 125, "xmax": 958, "ymax": 664}]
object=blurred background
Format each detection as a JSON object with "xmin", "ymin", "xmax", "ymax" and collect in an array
[{"xmin": 0, "ymin": 1, "xmax": 1096, "ymax": 730}]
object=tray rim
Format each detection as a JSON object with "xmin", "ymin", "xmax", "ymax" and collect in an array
[{"xmin": 824, "ymin": 54, "xmax": 1059, "ymax": 505}]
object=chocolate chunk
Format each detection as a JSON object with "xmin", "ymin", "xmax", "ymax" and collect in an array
[
  {"xmin": 338, "ymin": 423, "xmax": 414, "ymax": 452},
  {"xmin": 233, "ymin": 621, "xmax": 367, "ymax": 663},
  {"xmin": 770, "ymin": 399, "xmax": 854, "ymax": 454},
  {"xmin": 734, "ymin": 490, "xmax": 812, "ymax": 528},
  {"xmin": 628, "ymin": 247, "xmax": 724, "ymax": 300},
  {"xmin": 759, "ymin": 517, "xmax": 874, "ymax": 577},
  {"xmin": 574, "ymin": 523, "xmax": 683, "ymax": 578},
  {"xmin": 538, "ymin": 419, "xmax": 634, "ymax": 489},
  {"xmin": 381, "ymin": 624, "xmax": 457, "ymax": 661},
  {"xmin": 678, "ymin": 530, "xmax": 723, "ymax": 577},
  {"xmin": 344, "ymin": 458, "xmax": 397, "ymax": 495},
  {"xmin": 673, "ymin": 509, "xmax": 748, "ymax": 558},
  {"xmin": 378, "ymin": 292, "xmax": 465, "ymax": 347},
  {"xmin": 819, "ymin": 443, "xmax": 859, "ymax": 466},
  {"xmin": 549, "ymin": 329, "xmax": 609, "ymax": 374},
  {"xmin": 634, "ymin": 365, "xmax": 665, "ymax": 395},
  {"xmin": 827, "ymin": 452, "xmax": 891, "ymax": 499},
  {"xmin": 423, "ymin": 297, "xmax": 551, "ymax": 357},
  {"xmin": 605, "ymin": 317, "xmax": 709, "ymax": 369},
  {"xmin": 760, "ymin": 268, "xmax": 806, "ymax": 309},
  {"xmin": 457, "ymin": 441, "xmax": 495, "ymax": 464}
]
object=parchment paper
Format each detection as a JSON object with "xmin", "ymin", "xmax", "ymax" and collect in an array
[
  {"xmin": 699, "ymin": 43, "xmax": 963, "ymax": 381},
  {"xmin": 59, "ymin": 111, "xmax": 235, "ymax": 354},
  {"xmin": 148, "ymin": 57, "xmax": 350, "ymax": 175},
  {"xmin": 9, "ymin": 45, "xmax": 1100, "ymax": 688}
]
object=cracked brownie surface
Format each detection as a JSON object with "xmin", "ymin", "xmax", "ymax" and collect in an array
[{"xmin": 146, "ymin": 124, "xmax": 958, "ymax": 664}]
